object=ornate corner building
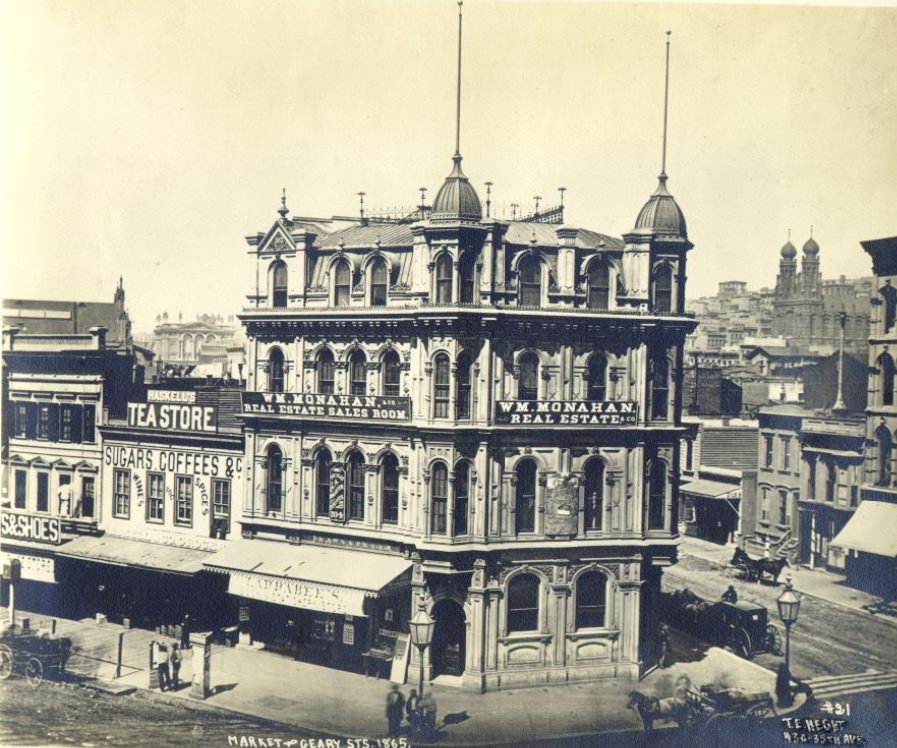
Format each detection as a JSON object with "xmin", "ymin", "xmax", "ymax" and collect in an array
[{"xmin": 219, "ymin": 147, "xmax": 697, "ymax": 690}]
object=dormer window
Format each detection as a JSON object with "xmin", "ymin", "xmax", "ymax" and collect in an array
[
  {"xmin": 436, "ymin": 254, "xmax": 453, "ymax": 303},
  {"xmin": 271, "ymin": 261, "xmax": 288, "ymax": 308},
  {"xmin": 459, "ymin": 254, "xmax": 476, "ymax": 304},
  {"xmin": 370, "ymin": 257, "xmax": 388, "ymax": 306},
  {"xmin": 653, "ymin": 264, "xmax": 673, "ymax": 313},
  {"xmin": 518, "ymin": 256, "xmax": 541, "ymax": 307},
  {"xmin": 334, "ymin": 260, "xmax": 351, "ymax": 307},
  {"xmin": 587, "ymin": 262, "xmax": 610, "ymax": 310}
]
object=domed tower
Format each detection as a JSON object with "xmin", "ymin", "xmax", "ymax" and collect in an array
[
  {"xmin": 776, "ymin": 235, "xmax": 798, "ymax": 296},
  {"xmin": 801, "ymin": 231, "xmax": 821, "ymax": 294},
  {"xmin": 429, "ymin": 154, "xmax": 482, "ymax": 223}
]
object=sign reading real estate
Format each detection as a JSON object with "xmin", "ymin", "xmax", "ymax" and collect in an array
[
  {"xmin": 1, "ymin": 510, "xmax": 62, "ymax": 545},
  {"xmin": 242, "ymin": 392, "xmax": 411, "ymax": 421},
  {"xmin": 127, "ymin": 401, "xmax": 217, "ymax": 432},
  {"xmin": 495, "ymin": 400, "xmax": 638, "ymax": 426}
]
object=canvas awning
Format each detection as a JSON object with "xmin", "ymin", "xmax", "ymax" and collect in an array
[
  {"xmin": 204, "ymin": 539, "xmax": 412, "ymax": 617},
  {"xmin": 831, "ymin": 501, "xmax": 897, "ymax": 558},
  {"xmin": 679, "ymin": 479, "xmax": 741, "ymax": 500},
  {"xmin": 55, "ymin": 534, "xmax": 213, "ymax": 575}
]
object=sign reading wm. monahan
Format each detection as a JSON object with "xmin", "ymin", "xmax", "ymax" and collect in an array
[
  {"xmin": 242, "ymin": 392, "xmax": 411, "ymax": 421},
  {"xmin": 495, "ymin": 400, "xmax": 637, "ymax": 425}
]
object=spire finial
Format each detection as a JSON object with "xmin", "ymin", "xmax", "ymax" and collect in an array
[
  {"xmin": 357, "ymin": 191, "xmax": 366, "ymax": 224},
  {"xmin": 810, "ymin": 224, "xmax": 814, "ymax": 239},
  {"xmin": 278, "ymin": 188, "xmax": 289, "ymax": 219},
  {"xmin": 454, "ymin": 1, "xmax": 464, "ymax": 158},
  {"xmin": 558, "ymin": 186, "xmax": 566, "ymax": 208},
  {"xmin": 485, "ymin": 181, "xmax": 493, "ymax": 218},
  {"xmin": 788, "ymin": 228, "xmax": 791, "ymax": 242},
  {"xmin": 533, "ymin": 195, "xmax": 542, "ymax": 214},
  {"xmin": 660, "ymin": 30, "xmax": 672, "ymax": 179},
  {"xmin": 511, "ymin": 202, "xmax": 519, "ymax": 220}
]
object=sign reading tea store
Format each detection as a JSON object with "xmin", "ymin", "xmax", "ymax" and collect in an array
[
  {"xmin": 495, "ymin": 400, "xmax": 638, "ymax": 425},
  {"xmin": 242, "ymin": 392, "xmax": 411, "ymax": 421}
]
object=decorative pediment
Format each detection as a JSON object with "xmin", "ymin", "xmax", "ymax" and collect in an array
[
  {"xmin": 258, "ymin": 223, "xmax": 295, "ymax": 255},
  {"xmin": 50, "ymin": 458, "xmax": 73, "ymax": 470},
  {"xmin": 8, "ymin": 454, "xmax": 29, "ymax": 465},
  {"xmin": 30, "ymin": 456, "xmax": 51, "ymax": 468}
]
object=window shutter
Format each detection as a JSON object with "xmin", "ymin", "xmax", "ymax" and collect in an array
[
  {"xmin": 47, "ymin": 404, "xmax": 60, "ymax": 441},
  {"xmin": 71, "ymin": 405, "xmax": 83, "ymax": 443},
  {"xmin": 26, "ymin": 403, "xmax": 38, "ymax": 440}
]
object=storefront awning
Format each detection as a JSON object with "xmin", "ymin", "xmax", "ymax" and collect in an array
[
  {"xmin": 679, "ymin": 479, "xmax": 741, "ymax": 499},
  {"xmin": 831, "ymin": 501, "xmax": 897, "ymax": 558},
  {"xmin": 204, "ymin": 540, "xmax": 412, "ymax": 617},
  {"xmin": 55, "ymin": 534, "xmax": 213, "ymax": 575}
]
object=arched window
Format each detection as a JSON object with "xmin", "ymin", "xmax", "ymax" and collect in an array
[
  {"xmin": 586, "ymin": 354, "xmax": 607, "ymax": 401},
  {"xmin": 507, "ymin": 573, "xmax": 539, "ymax": 633},
  {"xmin": 648, "ymin": 460, "xmax": 666, "ymax": 530},
  {"xmin": 349, "ymin": 350, "xmax": 367, "ymax": 396},
  {"xmin": 653, "ymin": 264, "xmax": 673, "ymax": 313},
  {"xmin": 315, "ymin": 450, "xmax": 331, "ymax": 516},
  {"xmin": 880, "ymin": 353, "xmax": 895, "ymax": 406},
  {"xmin": 575, "ymin": 571, "xmax": 607, "ymax": 629},
  {"xmin": 266, "ymin": 445, "xmax": 283, "ymax": 513},
  {"xmin": 435, "ymin": 254, "xmax": 453, "ymax": 304},
  {"xmin": 382, "ymin": 350, "xmax": 401, "ymax": 397},
  {"xmin": 459, "ymin": 253, "xmax": 476, "ymax": 304},
  {"xmin": 519, "ymin": 353, "xmax": 539, "ymax": 401},
  {"xmin": 370, "ymin": 257, "xmax": 388, "ymax": 306},
  {"xmin": 317, "ymin": 349, "xmax": 335, "ymax": 394},
  {"xmin": 431, "ymin": 462, "xmax": 448, "ymax": 534},
  {"xmin": 650, "ymin": 355, "xmax": 670, "ymax": 420},
  {"xmin": 268, "ymin": 348, "xmax": 285, "ymax": 393},
  {"xmin": 518, "ymin": 256, "xmax": 541, "ymax": 307},
  {"xmin": 876, "ymin": 425, "xmax": 892, "ymax": 486},
  {"xmin": 453, "ymin": 461, "xmax": 470, "ymax": 536},
  {"xmin": 455, "ymin": 352, "xmax": 474, "ymax": 420},
  {"xmin": 381, "ymin": 454, "xmax": 399, "ymax": 525},
  {"xmin": 583, "ymin": 458, "xmax": 604, "ymax": 531},
  {"xmin": 272, "ymin": 261, "xmax": 288, "ymax": 308},
  {"xmin": 433, "ymin": 353, "xmax": 451, "ymax": 418},
  {"xmin": 515, "ymin": 459, "xmax": 537, "ymax": 534},
  {"xmin": 882, "ymin": 285, "xmax": 897, "ymax": 333},
  {"xmin": 347, "ymin": 451, "xmax": 365, "ymax": 520},
  {"xmin": 334, "ymin": 260, "xmax": 351, "ymax": 307},
  {"xmin": 587, "ymin": 261, "xmax": 611, "ymax": 310}
]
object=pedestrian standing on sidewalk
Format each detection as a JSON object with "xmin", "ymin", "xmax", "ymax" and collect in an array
[
  {"xmin": 419, "ymin": 691, "xmax": 437, "ymax": 736},
  {"xmin": 169, "ymin": 643, "xmax": 182, "ymax": 690},
  {"xmin": 405, "ymin": 688, "xmax": 420, "ymax": 732},
  {"xmin": 658, "ymin": 624, "xmax": 672, "ymax": 668},
  {"xmin": 385, "ymin": 684, "xmax": 405, "ymax": 737},
  {"xmin": 157, "ymin": 643, "xmax": 171, "ymax": 692},
  {"xmin": 180, "ymin": 613, "xmax": 192, "ymax": 649}
]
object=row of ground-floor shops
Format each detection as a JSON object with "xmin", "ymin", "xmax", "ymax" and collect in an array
[{"xmin": 1, "ymin": 533, "xmax": 674, "ymax": 690}]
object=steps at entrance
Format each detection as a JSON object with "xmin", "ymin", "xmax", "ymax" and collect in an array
[{"xmin": 807, "ymin": 670, "xmax": 897, "ymax": 699}]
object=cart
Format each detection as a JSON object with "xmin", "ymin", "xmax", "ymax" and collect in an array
[{"xmin": 0, "ymin": 625, "xmax": 72, "ymax": 687}]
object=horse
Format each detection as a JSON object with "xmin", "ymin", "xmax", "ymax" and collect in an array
[
  {"xmin": 627, "ymin": 690, "xmax": 691, "ymax": 730},
  {"xmin": 755, "ymin": 556, "xmax": 789, "ymax": 583}
]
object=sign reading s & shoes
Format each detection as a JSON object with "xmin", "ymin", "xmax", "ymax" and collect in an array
[
  {"xmin": 127, "ymin": 402, "xmax": 217, "ymax": 432},
  {"xmin": 495, "ymin": 400, "xmax": 638, "ymax": 425},
  {"xmin": 242, "ymin": 392, "xmax": 411, "ymax": 421},
  {"xmin": 1, "ymin": 510, "xmax": 62, "ymax": 545}
]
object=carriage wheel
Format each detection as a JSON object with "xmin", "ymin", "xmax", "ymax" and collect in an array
[
  {"xmin": 0, "ymin": 644, "xmax": 13, "ymax": 680},
  {"xmin": 702, "ymin": 713, "xmax": 727, "ymax": 741},
  {"xmin": 766, "ymin": 624, "xmax": 784, "ymax": 656},
  {"xmin": 729, "ymin": 628, "xmax": 752, "ymax": 659},
  {"xmin": 747, "ymin": 699, "xmax": 776, "ymax": 720},
  {"xmin": 25, "ymin": 657, "xmax": 43, "ymax": 687}
]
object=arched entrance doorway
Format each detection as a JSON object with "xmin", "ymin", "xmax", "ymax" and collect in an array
[{"xmin": 431, "ymin": 599, "xmax": 466, "ymax": 677}]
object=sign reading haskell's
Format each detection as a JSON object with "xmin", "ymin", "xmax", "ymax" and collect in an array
[
  {"xmin": 1, "ymin": 510, "xmax": 62, "ymax": 545},
  {"xmin": 242, "ymin": 392, "xmax": 411, "ymax": 421},
  {"xmin": 495, "ymin": 400, "xmax": 638, "ymax": 425},
  {"xmin": 147, "ymin": 389, "xmax": 197, "ymax": 404}
]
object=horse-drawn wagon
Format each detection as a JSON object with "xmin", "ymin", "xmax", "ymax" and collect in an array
[
  {"xmin": 730, "ymin": 547, "xmax": 789, "ymax": 584},
  {"xmin": 0, "ymin": 624, "xmax": 72, "ymax": 687}
]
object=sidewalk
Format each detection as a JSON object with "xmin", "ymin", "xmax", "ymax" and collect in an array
[
  {"xmin": 677, "ymin": 535, "xmax": 888, "ymax": 616},
  {"xmin": 12, "ymin": 609, "xmax": 781, "ymax": 745}
]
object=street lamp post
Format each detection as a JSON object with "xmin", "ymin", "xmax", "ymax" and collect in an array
[
  {"xmin": 776, "ymin": 576, "xmax": 802, "ymax": 706},
  {"xmin": 408, "ymin": 596, "xmax": 435, "ymax": 699}
]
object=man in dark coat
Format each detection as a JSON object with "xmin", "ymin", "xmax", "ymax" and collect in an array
[
  {"xmin": 722, "ymin": 585, "xmax": 738, "ymax": 603},
  {"xmin": 385, "ymin": 684, "xmax": 405, "ymax": 737},
  {"xmin": 180, "ymin": 613, "xmax": 192, "ymax": 649}
]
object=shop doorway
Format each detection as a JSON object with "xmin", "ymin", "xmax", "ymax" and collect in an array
[{"xmin": 431, "ymin": 599, "xmax": 465, "ymax": 677}]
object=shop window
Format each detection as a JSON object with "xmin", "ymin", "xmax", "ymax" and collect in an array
[
  {"xmin": 583, "ymin": 458, "xmax": 604, "ymax": 531},
  {"xmin": 381, "ymin": 454, "xmax": 399, "ymax": 525},
  {"xmin": 334, "ymin": 260, "xmax": 351, "ymax": 307},
  {"xmin": 83, "ymin": 404, "xmax": 96, "ymax": 443},
  {"xmin": 518, "ymin": 256, "xmax": 541, "ymax": 307},
  {"xmin": 38, "ymin": 406, "xmax": 50, "ymax": 440},
  {"xmin": 61, "ymin": 406, "xmax": 74, "ymax": 442},
  {"xmin": 515, "ymin": 459, "xmax": 537, "ymax": 534},
  {"xmin": 435, "ymin": 254, "xmax": 453, "ymax": 304},
  {"xmin": 81, "ymin": 476, "xmax": 95, "ymax": 518},
  {"xmin": 266, "ymin": 446, "xmax": 283, "ymax": 513},
  {"xmin": 647, "ymin": 461, "xmax": 666, "ymax": 530},
  {"xmin": 430, "ymin": 462, "xmax": 448, "ymax": 534},
  {"xmin": 876, "ymin": 425, "xmax": 892, "ymax": 486},
  {"xmin": 587, "ymin": 261, "xmax": 611, "ymax": 310},
  {"xmin": 653, "ymin": 264, "xmax": 673, "ymax": 313},
  {"xmin": 14, "ymin": 470, "xmax": 27, "ymax": 510},
  {"xmin": 370, "ymin": 257, "xmax": 388, "ymax": 306},
  {"xmin": 507, "ymin": 573, "xmax": 539, "ymax": 633},
  {"xmin": 175, "ymin": 476, "xmax": 193, "ymax": 526},
  {"xmin": 35, "ymin": 473, "xmax": 49, "ymax": 513},
  {"xmin": 825, "ymin": 462, "xmax": 836, "ymax": 502},
  {"xmin": 316, "ymin": 450, "xmax": 332, "ymax": 516},
  {"xmin": 382, "ymin": 350, "xmax": 401, "ymax": 396},
  {"xmin": 518, "ymin": 353, "xmax": 539, "ymax": 401},
  {"xmin": 455, "ymin": 352, "xmax": 474, "ymax": 420},
  {"xmin": 268, "ymin": 348, "xmax": 285, "ymax": 393},
  {"xmin": 880, "ymin": 353, "xmax": 895, "ymax": 406},
  {"xmin": 113, "ymin": 469, "xmax": 130, "ymax": 518},
  {"xmin": 147, "ymin": 472, "xmax": 164, "ymax": 523},
  {"xmin": 433, "ymin": 353, "xmax": 450, "ymax": 418},
  {"xmin": 650, "ymin": 355, "xmax": 670, "ymax": 420},
  {"xmin": 459, "ymin": 253, "xmax": 476, "ymax": 304},
  {"xmin": 586, "ymin": 354, "xmax": 607, "ymax": 401},
  {"xmin": 271, "ymin": 261, "xmax": 288, "ymax": 308},
  {"xmin": 778, "ymin": 489, "xmax": 788, "ymax": 526},
  {"xmin": 349, "ymin": 350, "xmax": 367, "ymax": 396},
  {"xmin": 575, "ymin": 571, "xmax": 607, "ymax": 629},
  {"xmin": 763, "ymin": 435, "xmax": 774, "ymax": 469},
  {"xmin": 317, "ymin": 349, "xmax": 335, "ymax": 394},
  {"xmin": 453, "ymin": 461, "xmax": 470, "ymax": 536},
  {"xmin": 212, "ymin": 478, "xmax": 231, "ymax": 538},
  {"xmin": 347, "ymin": 451, "xmax": 365, "ymax": 521}
]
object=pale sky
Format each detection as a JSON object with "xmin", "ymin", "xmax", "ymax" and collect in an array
[{"xmin": 2, "ymin": 1, "xmax": 896, "ymax": 332}]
